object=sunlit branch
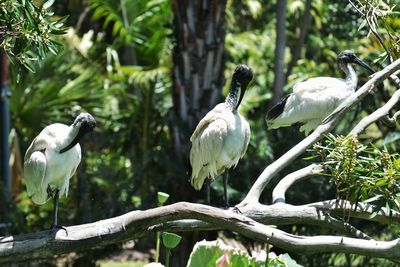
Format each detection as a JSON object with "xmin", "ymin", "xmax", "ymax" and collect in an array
[
  {"xmin": 272, "ymin": 164, "xmax": 324, "ymax": 204},
  {"xmin": 1, "ymin": 202, "xmax": 399, "ymax": 263},
  {"xmin": 350, "ymin": 88, "xmax": 400, "ymax": 135}
]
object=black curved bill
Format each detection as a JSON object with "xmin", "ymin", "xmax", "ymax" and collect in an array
[
  {"xmin": 354, "ymin": 57, "xmax": 375, "ymax": 74},
  {"xmin": 59, "ymin": 129, "xmax": 85, "ymax": 153},
  {"xmin": 236, "ymin": 82, "xmax": 244, "ymax": 110}
]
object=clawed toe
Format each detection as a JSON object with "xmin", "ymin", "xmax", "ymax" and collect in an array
[
  {"xmin": 49, "ymin": 224, "xmax": 68, "ymax": 236},
  {"xmin": 232, "ymin": 206, "xmax": 242, "ymax": 214}
]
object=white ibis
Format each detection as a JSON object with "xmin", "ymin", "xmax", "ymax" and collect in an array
[
  {"xmin": 23, "ymin": 113, "xmax": 96, "ymax": 230},
  {"xmin": 190, "ymin": 64, "xmax": 253, "ymax": 207},
  {"xmin": 266, "ymin": 50, "xmax": 374, "ymax": 135}
]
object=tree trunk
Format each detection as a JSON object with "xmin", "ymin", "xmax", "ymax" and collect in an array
[
  {"xmin": 285, "ymin": 0, "xmax": 312, "ymax": 81},
  {"xmin": 171, "ymin": 0, "xmax": 227, "ymax": 264},
  {"xmin": 270, "ymin": 0, "xmax": 287, "ymax": 107},
  {"xmin": 171, "ymin": 0, "xmax": 227, "ymax": 162}
]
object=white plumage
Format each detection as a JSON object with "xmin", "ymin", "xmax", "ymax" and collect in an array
[
  {"xmin": 24, "ymin": 112, "xmax": 95, "ymax": 228},
  {"xmin": 190, "ymin": 65, "xmax": 253, "ymax": 203},
  {"xmin": 24, "ymin": 124, "xmax": 81, "ymax": 204},
  {"xmin": 266, "ymin": 51, "xmax": 374, "ymax": 135},
  {"xmin": 190, "ymin": 103, "xmax": 250, "ymax": 190}
]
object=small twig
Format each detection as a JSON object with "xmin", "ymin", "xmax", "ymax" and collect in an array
[
  {"xmin": 324, "ymin": 214, "xmax": 372, "ymax": 240},
  {"xmin": 307, "ymin": 199, "xmax": 400, "ymax": 223},
  {"xmin": 272, "ymin": 164, "xmax": 324, "ymax": 204},
  {"xmin": 350, "ymin": 88, "xmax": 400, "ymax": 135}
]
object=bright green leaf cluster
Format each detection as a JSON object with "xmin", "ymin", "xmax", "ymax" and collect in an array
[
  {"xmin": 0, "ymin": 0, "xmax": 67, "ymax": 71},
  {"xmin": 312, "ymin": 134, "xmax": 400, "ymax": 219}
]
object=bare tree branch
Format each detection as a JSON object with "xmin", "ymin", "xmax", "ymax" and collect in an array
[
  {"xmin": 307, "ymin": 199, "xmax": 400, "ymax": 224},
  {"xmin": 237, "ymin": 59, "xmax": 400, "ymax": 208},
  {"xmin": 350, "ymin": 87, "xmax": 400, "ymax": 135},
  {"xmin": 272, "ymin": 164, "xmax": 324, "ymax": 204},
  {"xmin": 1, "ymin": 202, "xmax": 400, "ymax": 263}
]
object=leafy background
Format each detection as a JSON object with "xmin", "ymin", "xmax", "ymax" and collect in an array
[{"xmin": 1, "ymin": 0, "xmax": 400, "ymax": 266}]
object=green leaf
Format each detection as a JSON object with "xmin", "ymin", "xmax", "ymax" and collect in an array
[
  {"xmin": 162, "ymin": 232, "xmax": 182, "ymax": 249},
  {"xmin": 157, "ymin": 192, "xmax": 169, "ymax": 205}
]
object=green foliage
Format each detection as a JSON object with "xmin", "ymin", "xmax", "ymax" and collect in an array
[
  {"xmin": 350, "ymin": 0, "xmax": 400, "ymax": 61},
  {"xmin": 186, "ymin": 240, "xmax": 302, "ymax": 267},
  {"xmin": 162, "ymin": 232, "xmax": 182, "ymax": 249},
  {"xmin": 162, "ymin": 232, "xmax": 182, "ymax": 267},
  {"xmin": 9, "ymin": 29, "xmax": 104, "ymax": 138},
  {"xmin": 312, "ymin": 134, "xmax": 400, "ymax": 218},
  {"xmin": 0, "ymin": 0, "xmax": 67, "ymax": 71},
  {"xmin": 88, "ymin": 0, "xmax": 172, "ymax": 65},
  {"xmin": 157, "ymin": 192, "xmax": 169, "ymax": 206}
]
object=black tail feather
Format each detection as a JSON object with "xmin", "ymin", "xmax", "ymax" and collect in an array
[{"xmin": 266, "ymin": 94, "xmax": 290, "ymax": 121}]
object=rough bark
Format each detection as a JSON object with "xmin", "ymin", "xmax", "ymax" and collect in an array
[
  {"xmin": 171, "ymin": 0, "xmax": 227, "ymax": 161},
  {"xmin": 1, "ymin": 202, "xmax": 400, "ymax": 263},
  {"xmin": 170, "ymin": 2, "xmax": 227, "ymax": 263}
]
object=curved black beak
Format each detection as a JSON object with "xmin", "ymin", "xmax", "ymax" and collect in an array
[
  {"xmin": 354, "ymin": 57, "xmax": 375, "ymax": 74},
  {"xmin": 236, "ymin": 82, "xmax": 246, "ymax": 110},
  {"xmin": 59, "ymin": 129, "xmax": 85, "ymax": 153}
]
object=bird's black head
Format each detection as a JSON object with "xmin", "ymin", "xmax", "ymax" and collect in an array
[
  {"xmin": 73, "ymin": 112, "xmax": 96, "ymax": 134},
  {"xmin": 60, "ymin": 113, "xmax": 96, "ymax": 153},
  {"xmin": 337, "ymin": 50, "xmax": 357, "ymax": 64},
  {"xmin": 337, "ymin": 50, "xmax": 375, "ymax": 74},
  {"xmin": 232, "ymin": 64, "xmax": 254, "ymax": 88},
  {"xmin": 229, "ymin": 64, "xmax": 254, "ymax": 110}
]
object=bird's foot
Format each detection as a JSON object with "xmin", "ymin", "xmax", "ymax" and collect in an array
[
  {"xmin": 232, "ymin": 206, "xmax": 242, "ymax": 214},
  {"xmin": 223, "ymin": 201, "xmax": 230, "ymax": 210},
  {"xmin": 46, "ymin": 186, "xmax": 53, "ymax": 198},
  {"xmin": 49, "ymin": 224, "xmax": 68, "ymax": 236}
]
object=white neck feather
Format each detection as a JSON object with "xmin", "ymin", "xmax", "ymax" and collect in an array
[{"xmin": 344, "ymin": 63, "xmax": 358, "ymax": 91}]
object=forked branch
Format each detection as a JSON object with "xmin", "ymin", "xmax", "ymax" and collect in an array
[{"xmin": 1, "ymin": 202, "xmax": 400, "ymax": 263}]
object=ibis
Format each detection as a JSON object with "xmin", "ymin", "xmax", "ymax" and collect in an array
[
  {"xmin": 266, "ymin": 50, "xmax": 374, "ymax": 135},
  {"xmin": 190, "ymin": 64, "xmax": 253, "ymax": 207},
  {"xmin": 24, "ymin": 113, "xmax": 96, "ymax": 230}
]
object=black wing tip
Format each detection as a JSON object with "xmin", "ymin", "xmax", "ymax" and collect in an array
[{"xmin": 266, "ymin": 95, "xmax": 290, "ymax": 121}]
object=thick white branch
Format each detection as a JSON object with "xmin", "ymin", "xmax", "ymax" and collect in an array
[
  {"xmin": 238, "ymin": 59, "xmax": 400, "ymax": 207},
  {"xmin": 1, "ymin": 202, "xmax": 400, "ymax": 262},
  {"xmin": 272, "ymin": 164, "xmax": 324, "ymax": 204}
]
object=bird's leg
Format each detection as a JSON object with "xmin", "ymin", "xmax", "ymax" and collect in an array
[
  {"xmin": 223, "ymin": 173, "xmax": 229, "ymax": 209},
  {"xmin": 50, "ymin": 189, "xmax": 67, "ymax": 235},
  {"xmin": 203, "ymin": 179, "xmax": 211, "ymax": 205},
  {"xmin": 53, "ymin": 189, "xmax": 59, "ymax": 227},
  {"xmin": 47, "ymin": 185, "xmax": 53, "ymax": 199}
]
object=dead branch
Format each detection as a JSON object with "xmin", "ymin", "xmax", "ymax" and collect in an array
[{"xmin": 1, "ymin": 202, "xmax": 400, "ymax": 263}]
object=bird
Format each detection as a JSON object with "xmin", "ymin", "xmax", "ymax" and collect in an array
[
  {"xmin": 189, "ymin": 64, "xmax": 253, "ymax": 207},
  {"xmin": 23, "ymin": 112, "xmax": 96, "ymax": 230},
  {"xmin": 266, "ymin": 50, "xmax": 374, "ymax": 135}
]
